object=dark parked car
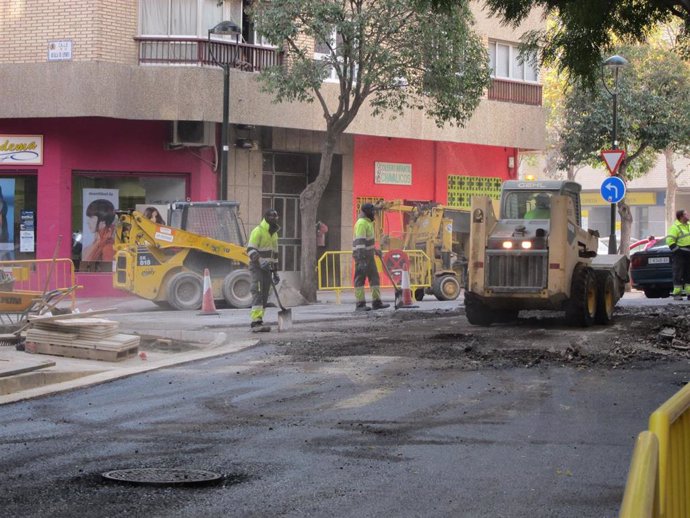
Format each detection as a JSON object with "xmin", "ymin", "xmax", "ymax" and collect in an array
[{"xmin": 630, "ymin": 237, "xmax": 673, "ymax": 298}]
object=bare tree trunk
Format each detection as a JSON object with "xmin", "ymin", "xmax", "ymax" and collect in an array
[
  {"xmin": 298, "ymin": 131, "xmax": 337, "ymax": 302},
  {"xmin": 664, "ymin": 146, "xmax": 678, "ymax": 229},
  {"xmin": 618, "ymin": 201, "xmax": 633, "ymax": 256},
  {"xmin": 566, "ymin": 164, "xmax": 576, "ymax": 182}
]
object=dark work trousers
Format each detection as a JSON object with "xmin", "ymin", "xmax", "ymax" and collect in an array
[
  {"xmin": 249, "ymin": 264, "xmax": 272, "ymax": 323},
  {"xmin": 672, "ymin": 250, "xmax": 690, "ymax": 288},
  {"xmin": 354, "ymin": 255, "xmax": 381, "ymax": 303}
]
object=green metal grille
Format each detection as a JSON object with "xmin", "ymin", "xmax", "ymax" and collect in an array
[{"xmin": 447, "ymin": 176, "xmax": 503, "ymax": 210}]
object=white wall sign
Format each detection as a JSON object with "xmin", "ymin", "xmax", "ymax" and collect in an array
[
  {"xmin": 48, "ymin": 40, "xmax": 72, "ymax": 61},
  {"xmin": 374, "ymin": 162, "xmax": 412, "ymax": 185},
  {"xmin": 0, "ymin": 135, "xmax": 43, "ymax": 165}
]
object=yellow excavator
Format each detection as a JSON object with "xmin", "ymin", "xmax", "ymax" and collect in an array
[
  {"xmin": 112, "ymin": 201, "xmax": 251, "ymax": 310},
  {"xmin": 372, "ymin": 200, "xmax": 468, "ymax": 301}
]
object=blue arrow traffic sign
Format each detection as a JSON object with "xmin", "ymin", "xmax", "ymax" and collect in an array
[{"xmin": 600, "ymin": 176, "xmax": 626, "ymax": 203}]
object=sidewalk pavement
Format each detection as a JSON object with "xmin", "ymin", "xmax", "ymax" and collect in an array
[{"xmin": 0, "ymin": 288, "xmax": 440, "ymax": 405}]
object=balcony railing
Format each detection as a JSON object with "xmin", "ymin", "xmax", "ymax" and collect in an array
[
  {"xmin": 134, "ymin": 37, "xmax": 283, "ymax": 72},
  {"xmin": 487, "ymin": 78, "xmax": 542, "ymax": 106}
]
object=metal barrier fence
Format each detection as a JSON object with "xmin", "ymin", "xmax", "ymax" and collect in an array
[
  {"xmin": 620, "ymin": 382, "xmax": 690, "ymax": 517},
  {"xmin": 317, "ymin": 250, "xmax": 432, "ymax": 303},
  {"xmin": 0, "ymin": 259, "xmax": 78, "ymax": 310}
]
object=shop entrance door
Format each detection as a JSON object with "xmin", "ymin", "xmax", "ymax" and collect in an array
[{"xmin": 262, "ymin": 151, "xmax": 342, "ymax": 273}]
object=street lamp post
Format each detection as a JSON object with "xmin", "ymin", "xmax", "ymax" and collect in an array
[
  {"xmin": 602, "ymin": 54, "xmax": 628, "ymax": 254},
  {"xmin": 208, "ymin": 21, "xmax": 242, "ymax": 201}
]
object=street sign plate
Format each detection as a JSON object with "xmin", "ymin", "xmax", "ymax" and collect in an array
[
  {"xmin": 601, "ymin": 149, "xmax": 626, "ymax": 175},
  {"xmin": 600, "ymin": 176, "xmax": 626, "ymax": 203}
]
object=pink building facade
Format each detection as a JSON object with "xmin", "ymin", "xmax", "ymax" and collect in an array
[{"xmin": 0, "ymin": 118, "xmax": 217, "ymax": 296}]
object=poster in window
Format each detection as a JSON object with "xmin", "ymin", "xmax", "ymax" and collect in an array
[
  {"xmin": 135, "ymin": 204, "xmax": 168, "ymax": 226},
  {"xmin": 19, "ymin": 209, "xmax": 35, "ymax": 252},
  {"xmin": 82, "ymin": 189, "xmax": 118, "ymax": 262},
  {"xmin": 0, "ymin": 179, "xmax": 16, "ymax": 259}
]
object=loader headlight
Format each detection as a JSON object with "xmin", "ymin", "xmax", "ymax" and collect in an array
[
  {"xmin": 502, "ymin": 241, "xmax": 513, "ymax": 249},
  {"xmin": 521, "ymin": 241, "xmax": 532, "ymax": 249}
]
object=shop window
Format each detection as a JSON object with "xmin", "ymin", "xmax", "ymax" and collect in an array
[
  {"xmin": 72, "ymin": 173, "xmax": 186, "ymax": 273},
  {"xmin": 0, "ymin": 175, "xmax": 38, "ymax": 262}
]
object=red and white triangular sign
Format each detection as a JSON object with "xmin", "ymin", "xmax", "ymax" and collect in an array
[{"xmin": 600, "ymin": 149, "xmax": 626, "ymax": 175}]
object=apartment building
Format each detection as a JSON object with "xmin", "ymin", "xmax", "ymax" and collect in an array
[{"xmin": 0, "ymin": 0, "xmax": 544, "ymax": 296}]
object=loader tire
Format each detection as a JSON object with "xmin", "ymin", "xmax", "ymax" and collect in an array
[
  {"xmin": 565, "ymin": 266, "xmax": 597, "ymax": 327},
  {"xmin": 223, "ymin": 269, "xmax": 252, "ymax": 308},
  {"xmin": 166, "ymin": 271, "xmax": 203, "ymax": 311},
  {"xmin": 432, "ymin": 274, "xmax": 461, "ymax": 301},
  {"xmin": 464, "ymin": 291, "xmax": 493, "ymax": 326},
  {"xmin": 595, "ymin": 273, "xmax": 615, "ymax": 325}
]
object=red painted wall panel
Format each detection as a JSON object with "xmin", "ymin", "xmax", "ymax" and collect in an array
[{"xmin": 353, "ymin": 135, "xmax": 516, "ymax": 219}]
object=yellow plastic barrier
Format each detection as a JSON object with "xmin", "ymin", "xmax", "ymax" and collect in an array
[
  {"xmin": 619, "ymin": 431, "xmax": 659, "ymax": 518},
  {"xmin": 317, "ymin": 250, "xmax": 432, "ymax": 304},
  {"xmin": 0, "ymin": 258, "xmax": 77, "ymax": 310},
  {"xmin": 648, "ymin": 382, "xmax": 690, "ymax": 518},
  {"xmin": 619, "ymin": 382, "xmax": 690, "ymax": 518}
]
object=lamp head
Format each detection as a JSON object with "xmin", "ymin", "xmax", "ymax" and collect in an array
[{"xmin": 602, "ymin": 54, "xmax": 628, "ymax": 70}]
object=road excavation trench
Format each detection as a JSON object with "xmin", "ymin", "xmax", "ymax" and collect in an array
[{"xmin": 258, "ymin": 304, "xmax": 686, "ymax": 370}]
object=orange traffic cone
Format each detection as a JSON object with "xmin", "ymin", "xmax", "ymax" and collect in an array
[
  {"xmin": 198, "ymin": 268, "xmax": 219, "ymax": 315},
  {"xmin": 398, "ymin": 268, "xmax": 418, "ymax": 309}
]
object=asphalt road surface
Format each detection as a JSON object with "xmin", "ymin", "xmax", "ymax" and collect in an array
[{"xmin": 1, "ymin": 299, "xmax": 688, "ymax": 518}]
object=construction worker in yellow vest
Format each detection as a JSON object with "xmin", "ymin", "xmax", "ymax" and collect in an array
[
  {"xmin": 524, "ymin": 193, "xmax": 551, "ymax": 219},
  {"xmin": 247, "ymin": 209, "xmax": 280, "ymax": 332},
  {"xmin": 668, "ymin": 209, "xmax": 690, "ymax": 300},
  {"xmin": 353, "ymin": 203, "xmax": 390, "ymax": 311}
]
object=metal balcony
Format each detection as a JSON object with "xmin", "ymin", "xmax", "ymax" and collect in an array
[
  {"xmin": 134, "ymin": 37, "xmax": 283, "ymax": 72},
  {"xmin": 488, "ymin": 78, "xmax": 542, "ymax": 106}
]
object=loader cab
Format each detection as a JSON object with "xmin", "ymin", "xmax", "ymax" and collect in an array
[
  {"xmin": 500, "ymin": 180, "xmax": 582, "ymax": 227},
  {"xmin": 169, "ymin": 201, "xmax": 247, "ymax": 246}
]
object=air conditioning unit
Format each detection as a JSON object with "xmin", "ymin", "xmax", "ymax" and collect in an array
[{"xmin": 169, "ymin": 121, "xmax": 216, "ymax": 148}]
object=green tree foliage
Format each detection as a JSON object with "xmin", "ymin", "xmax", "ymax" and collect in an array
[
  {"xmin": 251, "ymin": 0, "xmax": 490, "ymax": 301},
  {"xmin": 559, "ymin": 44, "xmax": 690, "ymax": 251},
  {"xmin": 426, "ymin": 0, "xmax": 690, "ymax": 83}
]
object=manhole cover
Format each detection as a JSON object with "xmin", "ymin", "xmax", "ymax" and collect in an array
[{"xmin": 102, "ymin": 468, "xmax": 223, "ymax": 486}]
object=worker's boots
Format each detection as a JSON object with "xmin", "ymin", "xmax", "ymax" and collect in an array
[
  {"xmin": 250, "ymin": 320, "xmax": 271, "ymax": 333},
  {"xmin": 355, "ymin": 301, "xmax": 371, "ymax": 312},
  {"xmin": 371, "ymin": 300, "xmax": 390, "ymax": 310}
]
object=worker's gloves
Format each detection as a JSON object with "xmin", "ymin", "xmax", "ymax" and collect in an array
[
  {"xmin": 259, "ymin": 258, "xmax": 272, "ymax": 271},
  {"xmin": 375, "ymin": 249, "xmax": 383, "ymax": 259},
  {"xmin": 670, "ymin": 244, "xmax": 679, "ymax": 253},
  {"xmin": 272, "ymin": 272, "xmax": 280, "ymax": 285}
]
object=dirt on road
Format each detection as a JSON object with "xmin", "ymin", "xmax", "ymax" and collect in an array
[{"xmin": 260, "ymin": 304, "xmax": 690, "ymax": 370}]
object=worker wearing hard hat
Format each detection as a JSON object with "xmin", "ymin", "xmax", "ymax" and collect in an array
[
  {"xmin": 353, "ymin": 203, "xmax": 390, "ymax": 311},
  {"xmin": 247, "ymin": 209, "xmax": 280, "ymax": 331}
]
